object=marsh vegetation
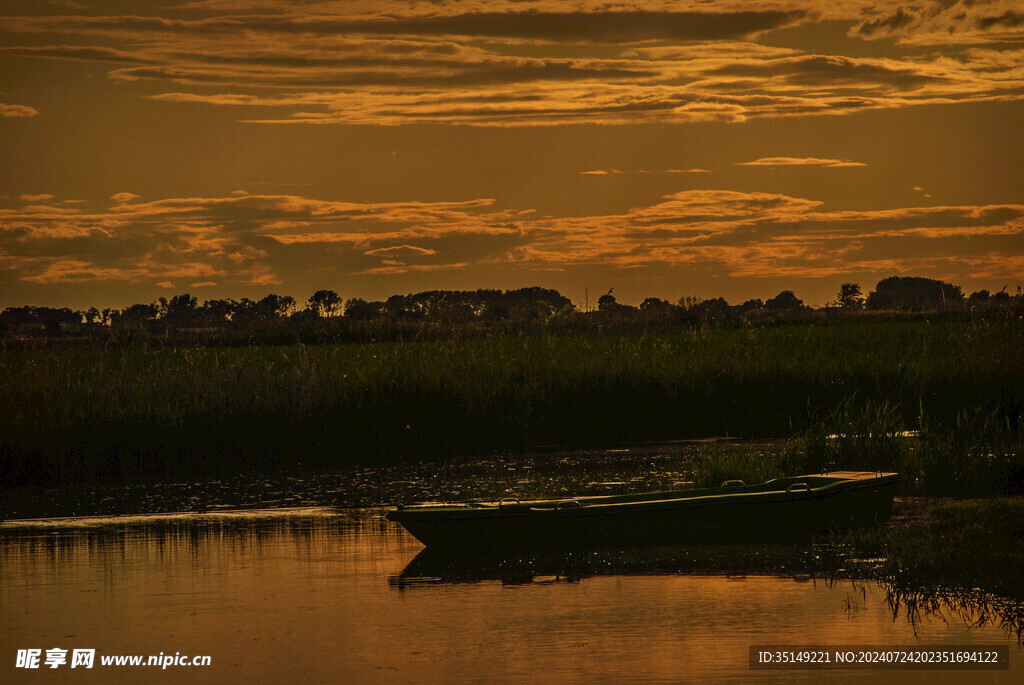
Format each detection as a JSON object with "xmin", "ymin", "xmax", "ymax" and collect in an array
[{"xmin": 2, "ymin": 318, "xmax": 1020, "ymax": 495}]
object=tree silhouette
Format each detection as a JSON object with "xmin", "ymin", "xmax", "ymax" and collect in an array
[
  {"xmin": 969, "ymin": 289, "xmax": 991, "ymax": 303},
  {"xmin": 257, "ymin": 294, "xmax": 296, "ymax": 319},
  {"xmin": 164, "ymin": 294, "xmax": 200, "ymax": 325},
  {"xmin": 837, "ymin": 283, "xmax": 865, "ymax": 309},
  {"xmin": 201, "ymin": 298, "xmax": 236, "ymax": 325},
  {"xmin": 765, "ymin": 290, "xmax": 803, "ymax": 310},
  {"xmin": 866, "ymin": 277, "xmax": 963, "ymax": 311},
  {"xmin": 597, "ymin": 292, "xmax": 617, "ymax": 311},
  {"xmin": 344, "ymin": 298, "xmax": 383, "ymax": 320},
  {"xmin": 740, "ymin": 298, "xmax": 764, "ymax": 311},
  {"xmin": 307, "ymin": 289, "xmax": 342, "ymax": 317}
]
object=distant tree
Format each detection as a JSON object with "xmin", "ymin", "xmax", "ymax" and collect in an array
[
  {"xmin": 639, "ymin": 298, "xmax": 677, "ymax": 318},
  {"xmin": 118, "ymin": 303, "xmax": 159, "ymax": 321},
  {"xmin": 597, "ymin": 291, "xmax": 618, "ymax": 311},
  {"xmin": 691, "ymin": 297, "xmax": 730, "ymax": 319},
  {"xmin": 307, "ymin": 289, "xmax": 342, "ymax": 317},
  {"xmin": 472, "ymin": 289, "xmax": 504, "ymax": 318},
  {"xmin": 481, "ymin": 299, "xmax": 510, "ymax": 321},
  {"xmin": 595, "ymin": 290, "xmax": 634, "ymax": 315},
  {"xmin": 383, "ymin": 294, "xmax": 420, "ymax": 321},
  {"xmin": 676, "ymin": 295, "xmax": 703, "ymax": 311},
  {"xmin": 164, "ymin": 294, "xmax": 200, "ymax": 325},
  {"xmin": 403, "ymin": 290, "xmax": 476, "ymax": 322},
  {"xmin": 83, "ymin": 307, "xmax": 101, "ymax": 324},
  {"xmin": 866, "ymin": 276, "xmax": 963, "ymax": 311},
  {"xmin": 764, "ymin": 290, "xmax": 804, "ymax": 310},
  {"xmin": 0, "ymin": 306, "xmax": 80, "ymax": 326},
  {"xmin": 503, "ymin": 286, "xmax": 573, "ymax": 319},
  {"xmin": 0, "ymin": 306, "xmax": 38, "ymax": 327},
  {"xmin": 201, "ymin": 298, "xmax": 236, "ymax": 325},
  {"xmin": 640, "ymin": 297, "xmax": 669, "ymax": 310},
  {"xmin": 968, "ymin": 289, "xmax": 991, "ymax": 303},
  {"xmin": 256, "ymin": 294, "xmax": 296, "ymax": 319},
  {"xmin": 837, "ymin": 283, "xmax": 865, "ymax": 310},
  {"xmin": 231, "ymin": 297, "xmax": 258, "ymax": 324},
  {"xmin": 740, "ymin": 298, "xmax": 764, "ymax": 311},
  {"xmin": 112, "ymin": 303, "xmax": 159, "ymax": 335},
  {"xmin": 344, "ymin": 298, "xmax": 383, "ymax": 320}
]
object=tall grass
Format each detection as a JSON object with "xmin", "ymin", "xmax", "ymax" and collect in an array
[
  {"xmin": 1, "ymin": 319, "xmax": 1021, "ymax": 487},
  {"xmin": 805, "ymin": 398, "xmax": 909, "ymax": 474},
  {"xmin": 913, "ymin": 408, "xmax": 1024, "ymax": 497}
]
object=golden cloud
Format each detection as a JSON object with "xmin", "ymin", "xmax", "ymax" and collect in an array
[
  {"xmin": 3, "ymin": 1, "xmax": 1022, "ymax": 128},
  {"xmin": 2, "ymin": 186, "xmax": 1021, "ymax": 289},
  {"xmin": 736, "ymin": 157, "xmax": 867, "ymax": 167}
]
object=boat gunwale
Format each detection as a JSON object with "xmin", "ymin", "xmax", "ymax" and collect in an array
[{"xmin": 388, "ymin": 472, "xmax": 899, "ymax": 522}]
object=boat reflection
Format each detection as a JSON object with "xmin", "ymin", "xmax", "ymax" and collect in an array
[
  {"xmin": 389, "ymin": 541, "xmax": 842, "ymax": 588},
  {"xmin": 391, "ymin": 542, "xmax": 1024, "ymax": 647}
]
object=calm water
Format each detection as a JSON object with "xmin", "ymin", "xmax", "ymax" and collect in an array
[{"xmin": 1, "ymin": 508, "xmax": 1019, "ymax": 684}]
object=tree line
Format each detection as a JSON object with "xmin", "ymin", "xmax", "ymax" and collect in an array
[{"xmin": 1, "ymin": 277, "xmax": 1021, "ymax": 342}]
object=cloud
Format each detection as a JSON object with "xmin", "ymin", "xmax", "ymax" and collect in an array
[
  {"xmin": 581, "ymin": 168, "xmax": 712, "ymax": 175},
  {"xmin": 357, "ymin": 262, "xmax": 469, "ymax": 275},
  {"xmin": 0, "ymin": 45, "xmax": 151, "ymax": 64},
  {"xmin": 5, "ymin": 9, "xmax": 805, "ymax": 44},
  {"xmin": 850, "ymin": 1, "xmax": 1024, "ymax": 45},
  {"xmin": 622, "ymin": 42, "xmax": 800, "ymax": 60},
  {"xmin": 0, "ymin": 103, "xmax": 39, "ymax": 117},
  {"xmin": 3, "ymin": 2, "xmax": 1021, "ymax": 127},
  {"xmin": 21, "ymin": 260, "xmax": 139, "ymax": 284},
  {"xmin": 0, "ymin": 190, "xmax": 516, "ymax": 287},
  {"xmin": 364, "ymin": 244, "xmax": 438, "ymax": 257},
  {"xmin": 736, "ymin": 157, "xmax": 867, "ymax": 167},
  {"xmin": 19, "ymin": 194, "xmax": 56, "ymax": 202},
  {"xmin": 1, "ymin": 188, "xmax": 1022, "ymax": 289},
  {"xmin": 705, "ymin": 54, "xmax": 945, "ymax": 91},
  {"xmin": 327, "ymin": 10, "xmax": 804, "ymax": 43},
  {"xmin": 853, "ymin": 8, "xmax": 922, "ymax": 39}
]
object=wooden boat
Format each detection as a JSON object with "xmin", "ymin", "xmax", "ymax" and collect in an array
[{"xmin": 386, "ymin": 471, "xmax": 899, "ymax": 550}]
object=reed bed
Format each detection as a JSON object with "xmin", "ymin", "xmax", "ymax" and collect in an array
[{"xmin": 1, "ymin": 319, "xmax": 1021, "ymax": 487}]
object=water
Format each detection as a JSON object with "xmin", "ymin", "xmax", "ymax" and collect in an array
[
  {"xmin": 2, "ymin": 508, "xmax": 1020, "ymax": 684},
  {"xmin": 0, "ymin": 443, "xmax": 707, "ymax": 520}
]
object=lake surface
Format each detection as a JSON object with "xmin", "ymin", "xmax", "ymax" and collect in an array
[{"xmin": 2, "ymin": 508, "xmax": 1020, "ymax": 684}]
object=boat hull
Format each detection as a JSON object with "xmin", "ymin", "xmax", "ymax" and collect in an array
[{"xmin": 387, "ymin": 472, "xmax": 899, "ymax": 551}]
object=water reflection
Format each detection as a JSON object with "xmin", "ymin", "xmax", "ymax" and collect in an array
[
  {"xmin": 2, "ymin": 509, "xmax": 1021, "ymax": 684},
  {"xmin": 391, "ymin": 543, "xmax": 835, "ymax": 588},
  {"xmin": 888, "ymin": 589, "xmax": 1024, "ymax": 646},
  {"xmin": 1, "ymin": 443, "xmax": 710, "ymax": 519}
]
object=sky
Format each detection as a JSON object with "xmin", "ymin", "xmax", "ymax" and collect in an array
[{"xmin": 1, "ymin": 0, "xmax": 1022, "ymax": 310}]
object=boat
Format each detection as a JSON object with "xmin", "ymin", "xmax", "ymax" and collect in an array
[{"xmin": 386, "ymin": 471, "xmax": 899, "ymax": 551}]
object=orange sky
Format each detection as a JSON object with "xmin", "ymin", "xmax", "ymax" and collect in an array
[{"xmin": 1, "ymin": 0, "xmax": 1022, "ymax": 309}]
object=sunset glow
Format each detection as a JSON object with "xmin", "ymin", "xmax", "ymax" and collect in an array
[{"xmin": 2, "ymin": 0, "xmax": 1022, "ymax": 308}]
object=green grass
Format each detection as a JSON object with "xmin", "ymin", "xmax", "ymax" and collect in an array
[{"xmin": 1, "ymin": 318, "xmax": 1021, "ymax": 487}]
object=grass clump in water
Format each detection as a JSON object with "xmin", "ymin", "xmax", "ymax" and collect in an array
[
  {"xmin": 881, "ymin": 498, "xmax": 1024, "ymax": 600},
  {"xmin": 913, "ymin": 408, "xmax": 1024, "ymax": 497}
]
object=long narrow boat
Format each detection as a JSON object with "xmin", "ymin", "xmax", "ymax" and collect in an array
[{"xmin": 387, "ymin": 471, "xmax": 899, "ymax": 550}]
